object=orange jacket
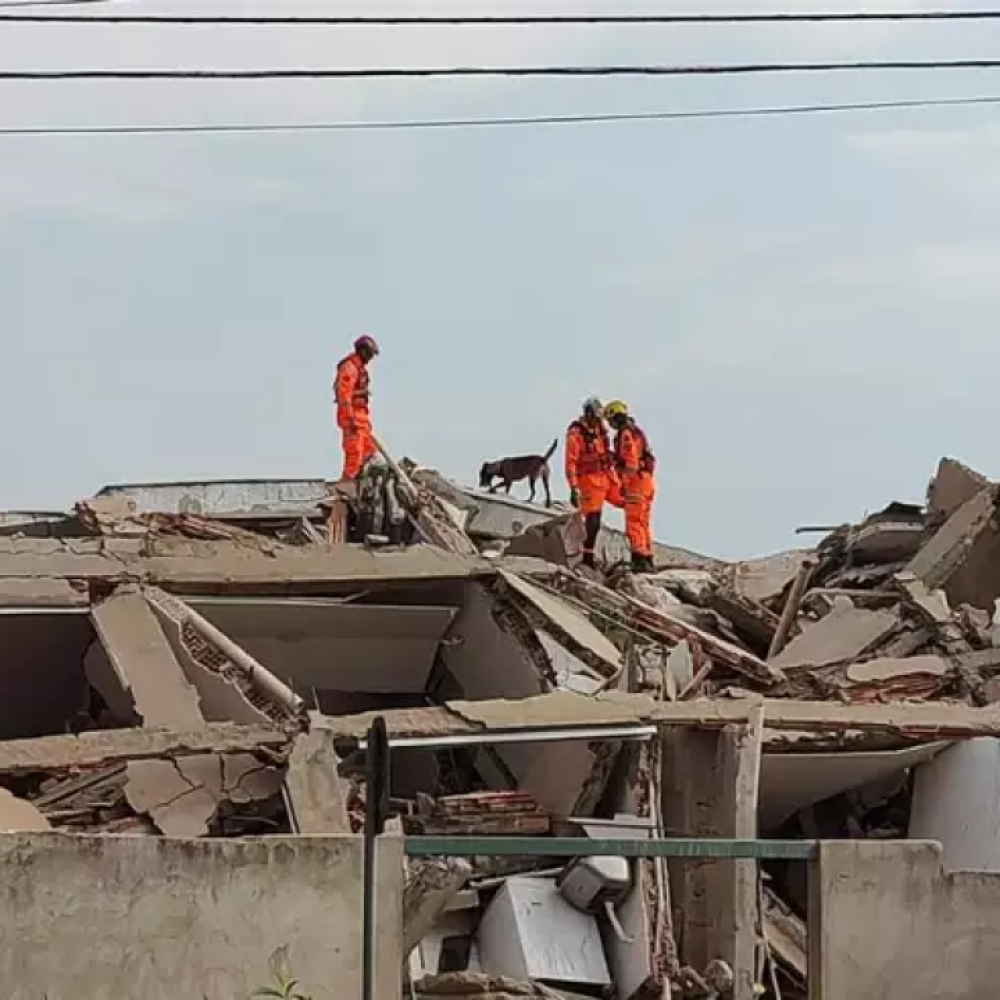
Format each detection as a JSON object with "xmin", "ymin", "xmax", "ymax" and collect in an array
[
  {"xmin": 335, "ymin": 352, "xmax": 371, "ymax": 429},
  {"xmin": 614, "ymin": 420, "xmax": 656, "ymax": 479},
  {"xmin": 565, "ymin": 419, "xmax": 614, "ymax": 489}
]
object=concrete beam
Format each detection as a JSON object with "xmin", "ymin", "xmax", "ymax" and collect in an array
[
  {"xmin": 315, "ymin": 692, "xmax": 1000, "ymax": 741},
  {"xmin": 0, "ymin": 723, "xmax": 289, "ymax": 776},
  {"xmin": 0, "ymin": 538, "xmax": 491, "ymax": 590}
]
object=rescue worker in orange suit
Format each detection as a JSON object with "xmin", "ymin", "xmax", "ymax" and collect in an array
[
  {"xmin": 335, "ymin": 335, "xmax": 380, "ymax": 480},
  {"xmin": 604, "ymin": 400, "xmax": 657, "ymax": 573},
  {"xmin": 565, "ymin": 397, "xmax": 622, "ymax": 569}
]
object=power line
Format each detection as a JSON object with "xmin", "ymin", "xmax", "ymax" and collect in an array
[
  {"xmin": 6, "ymin": 60, "xmax": 1000, "ymax": 80},
  {"xmin": 3, "ymin": 94, "xmax": 1000, "ymax": 136},
  {"xmin": 0, "ymin": 0, "xmax": 106, "ymax": 8},
  {"xmin": 3, "ymin": 8, "xmax": 1000, "ymax": 24}
]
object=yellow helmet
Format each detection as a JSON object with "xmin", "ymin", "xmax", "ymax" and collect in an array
[{"xmin": 604, "ymin": 399, "xmax": 629, "ymax": 420}]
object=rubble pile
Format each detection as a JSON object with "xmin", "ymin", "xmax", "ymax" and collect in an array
[{"xmin": 1, "ymin": 454, "xmax": 1000, "ymax": 999}]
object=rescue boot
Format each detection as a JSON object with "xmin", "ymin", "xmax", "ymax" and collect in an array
[
  {"xmin": 630, "ymin": 551, "xmax": 644, "ymax": 573},
  {"xmin": 582, "ymin": 551, "xmax": 596, "ymax": 570},
  {"xmin": 641, "ymin": 554, "xmax": 656, "ymax": 574}
]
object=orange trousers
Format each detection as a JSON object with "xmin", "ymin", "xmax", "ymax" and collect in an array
[
  {"xmin": 339, "ymin": 418, "xmax": 376, "ymax": 480},
  {"xmin": 577, "ymin": 472, "xmax": 622, "ymax": 515},
  {"xmin": 622, "ymin": 472, "xmax": 656, "ymax": 557}
]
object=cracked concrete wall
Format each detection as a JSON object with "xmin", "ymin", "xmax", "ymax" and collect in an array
[{"xmin": 0, "ymin": 833, "xmax": 402, "ymax": 1000}]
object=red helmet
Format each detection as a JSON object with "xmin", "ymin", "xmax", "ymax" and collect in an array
[{"xmin": 354, "ymin": 335, "xmax": 380, "ymax": 356}]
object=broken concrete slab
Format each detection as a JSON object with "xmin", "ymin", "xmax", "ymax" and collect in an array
[
  {"xmin": 558, "ymin": 572, "xmax": 784, "ymax": 687},
  {"xmin": 906, "ymin": 485, "xmax": 1000, "ymax": 611},
  {"xmin": 403, "ymin": 857, "xmax": 474, "ymax": 957},
  {"xmin": 125, "ymin": 759, "xmax": 219, "ymax": 837},
  {"xmin": 126, "ymin": 751, "xmax": 284, "ymax": 837},
  {"xmin": 0, "ymin": 723, "xmax": 289, "ymax": 776},
  {"xmin": 842, "ymin": 654, "xmax": 952, "ymax": 702},
  {"xmin": 498, "ymin": 571, "xmax": 622, "ymax": 680},
  {"xmin": 317, "ymin": 690, "xmax": 1000, "ymax": 741},
  {"xmin": 283, "ymin": 729, "xmax": 352, "ymax": 834},
  {"xmin": 847, "ymin": 505, "xmax": 926, "ymax": 565},
  {"xmin": 927, "ymin": 457, "xmax": 990, "ymax": 526},
  {"xmin": 90, "ymin": 586, "xmax": 205, "ymax": 729},
  {"xmin": 0, "ymin": 787, "xmax": 51, "ymax": 832},
  {"xmin": 846, "ymin": 654, "xmax": 950, "ymax": 686},
  {"xmin": 727, "ymin": 549, "xmax": 813, "ymax": 607},
  {"xmin": 762, "ymin": 886, "xmax": 806, "ymax": 984},
  {"xmin": 704, "ymin": 587, "xmax": 781, "ymax": 657},
  {"xmin": 0, "ymin": 537, "xmax": 495, "ymax": 589},
  {"xmin": 769, "ymin": 603, "xmax": 900, "ymax": 672}
]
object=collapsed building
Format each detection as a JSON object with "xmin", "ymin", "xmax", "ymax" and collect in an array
[{"xmin": 3, "ymin": 454, "xmax": 1000, "ymax": 998}]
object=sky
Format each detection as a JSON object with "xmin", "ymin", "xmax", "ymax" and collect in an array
[{"xmin": 1, "ymin": 0, "xmax": 1000, "ymax": 559}]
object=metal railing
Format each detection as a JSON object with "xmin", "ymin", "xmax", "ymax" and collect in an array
[{"xmin": 404, "ymin": 836, "xmax": 816, "ymax": 860}]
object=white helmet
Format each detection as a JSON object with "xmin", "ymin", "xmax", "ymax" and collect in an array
[{"xmin": 582, "ymin": 396, "xmax": 604, "ymax": 417}]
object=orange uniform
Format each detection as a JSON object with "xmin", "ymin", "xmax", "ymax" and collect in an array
[
  {"xmin": 565, "ymin": 418, "xmax": 621, "ymax": 566},
  {"xmin": 335, "ymin": 351, "xmax": 376, "ymax": 479},
  {"xmin": 613, "ymin": 420, "xmax": 657, "ymax": 560}
]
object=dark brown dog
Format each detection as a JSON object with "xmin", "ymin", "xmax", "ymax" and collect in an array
[{"xmin": 479, "ymin": 439, "xmax": 558, "ymax": 506}]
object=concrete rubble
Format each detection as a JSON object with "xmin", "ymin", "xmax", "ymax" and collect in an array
[{"xmin": 4, "ymin": 455, "xmax": 1000, "ymax": 999}]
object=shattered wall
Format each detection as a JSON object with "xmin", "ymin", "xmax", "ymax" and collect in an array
[
  {"xmin": 0, "ymin": 833, "xmax": 402, "ymax": 1000},
  {"xmin": 813, "ymin": 840, "xmax": 1000, "ymax": 1000}
]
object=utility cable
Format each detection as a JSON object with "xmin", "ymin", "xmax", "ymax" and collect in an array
[
  {"xmin": 3, "ymin": 93, "xmax": 999, "ymax": 135},
  {"xmin": 0, "ymin": 0, "xmax": 106, "ymax": 7},
  {"xmin": 3, "ymin": 9, "xmax": 1000, "ymax": 24},
  {"xmin": 6, "ymin": 60, "xmax": 1000, "ymax": 80}
]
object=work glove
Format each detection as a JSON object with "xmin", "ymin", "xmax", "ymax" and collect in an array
[{"xmin": 569, "ymin": 487, "xmax": 580, "ymax": 509}]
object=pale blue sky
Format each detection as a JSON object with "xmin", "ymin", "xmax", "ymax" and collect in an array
[{"xmin": 2, "ymin": 0, "xmax": 1000, "ymax": 558}]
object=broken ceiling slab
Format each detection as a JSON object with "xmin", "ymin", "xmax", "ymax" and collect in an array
[
  {"xmin": 189, "ymin": 597, "xmax": 458, "ymax": 696},
  {"xmin": 498, "ymin": 571, "xmax": 622, "ymax": 680},
  {"xmin": 769, "ymin": 603, "xmax": 900, "ymax": 672},
  {"xmin": 0, "ymin": 723, "xmax": 288, "ymax": 777},
  {"xmin": 90, "ymin": 586, "xmax": 205, "ymax": 729},
  {"xmin": 760, "ymin": 741, "xmax": 947, "ymax": 830},
  {"xmin": 0, "ymin": 787, "xmax": 52, "ymax": 832},
  {"xmin": 905, "ymin": 484, "xmax": 1000, "ymax": 611}
]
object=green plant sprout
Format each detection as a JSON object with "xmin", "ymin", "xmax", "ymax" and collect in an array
[{"xmin": 252, "ymin": 974, "xmax": 313, "ymax": 1000}]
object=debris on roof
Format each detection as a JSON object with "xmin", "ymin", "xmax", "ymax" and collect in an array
[{"xmin": 3, "ymin": 453, "xmax": 1000, "ymax": 1000}]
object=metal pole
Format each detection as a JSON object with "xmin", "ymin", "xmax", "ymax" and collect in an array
[{"xmin": 362, "ymin": 717, "xmax": 390, "ymax": 1000}]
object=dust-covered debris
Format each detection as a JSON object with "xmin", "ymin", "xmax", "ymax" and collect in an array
[{"xmin": 3, "ymin": 455, "xmax": 1000, "ymax": 1000}]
